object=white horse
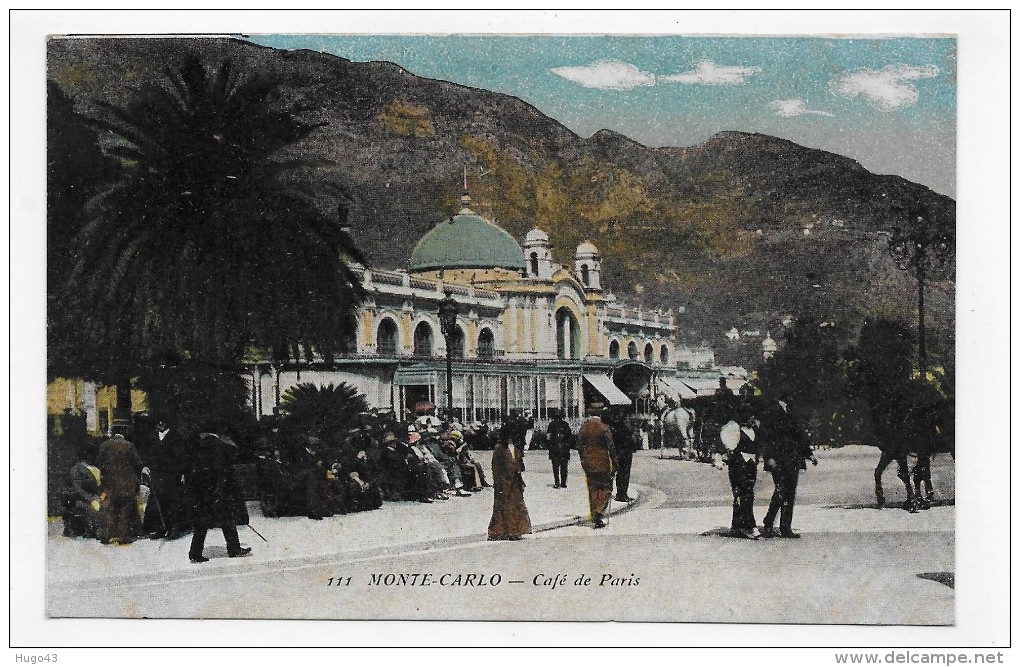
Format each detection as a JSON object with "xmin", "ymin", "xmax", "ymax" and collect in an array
[{"xmin": 659, "ymin": 404, "xmax": 697, "ymax": 459}]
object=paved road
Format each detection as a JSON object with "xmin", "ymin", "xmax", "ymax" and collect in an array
[{"xmin": 48, "ymin": 446, "xmax": 954, "ymax": 625}]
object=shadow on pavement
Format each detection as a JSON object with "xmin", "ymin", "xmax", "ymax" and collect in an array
[
  {"xmin": 917, "ymin": 572, "xmax": 954, "ymax": 589},
  {"xmin": 822, "ymin": 499, "xmax": 955, "ymax": 510}
]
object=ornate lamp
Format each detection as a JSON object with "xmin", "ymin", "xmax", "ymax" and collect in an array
[
  {"xmin": 888, "ymin": 212, "xmax": 954, "ymax": 374},
  {"xmin": 437, "ymin": 291, "xmax": 460, "ymax": 418}
]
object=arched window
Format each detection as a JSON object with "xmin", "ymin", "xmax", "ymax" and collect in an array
[
  {"xmin": 377, "ymin": 318, "xmax": 399, "ymax": 357},
  {"xmin": 609, "ymin": 340, "xmax": 620, "ymax": 360},
  {"xmin": 449, "ymin": 326, "xmax": 466, "ymax": 359},
  {"xmin": 644, "ymin": 343, "xmax": 654, "ymax": 364},
  {"xmin": 627, "ymin": 341, "xmax": 639, "ymax": 361},
  {"xmin": 530, "ymin": 252, "xmax": 539, "ymax": 277},
  {"xmin": 556, "ymin": 307, "xmax": 581, "ymax": 360},
  {"xmin": 660, "ymin": 344, "xmax": 669, "ymax": 365},
  {"xmin": 580, "ymin": 263, "xmax": 590, "ymax": 286},
  {"xmin": 477, "ymin": 328, "xmax": 495, "ymax": 358},
  {"xmin": 413, "ymin": 322, "xmax": 434, "ymax": 357}
]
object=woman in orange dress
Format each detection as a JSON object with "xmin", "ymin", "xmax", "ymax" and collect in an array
[{"xmin": 487, "ymin": 428, "xmax": 532, "ymax": 541}]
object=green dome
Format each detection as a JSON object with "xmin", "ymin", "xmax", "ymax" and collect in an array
[{"xmin": 410, "ymin": 208, "xmax": 525, "ymax": 272}]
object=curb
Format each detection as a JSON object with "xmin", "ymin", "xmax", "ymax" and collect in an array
[{"xmin": 49, "ymin": 484, "xmax": 650, "ymax": 594}]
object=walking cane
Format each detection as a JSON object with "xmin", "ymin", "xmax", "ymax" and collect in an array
[
  {"xmin": 141, "ymin": 469, "xmax": 168, "ymax": 536},
  {"xmin": 246, "ymin": 523, "xmax": 269, "ymax": 542}
]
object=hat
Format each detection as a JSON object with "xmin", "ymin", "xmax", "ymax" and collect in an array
[
  {"xmin": 382, "ymin": 431, "xmax": 397, "ymax": 443},
  {"xmin": 449, "ymin": 430, "xmax": 463, "ymax": 441},
  {"xmin": 407, "ymin": 432, "xmax": 422, "ymax": 444}
]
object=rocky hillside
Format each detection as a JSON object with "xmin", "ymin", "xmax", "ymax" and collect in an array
[{"xmin": 47, "ymin": 37, "xmax": 956, "ymax": 355}]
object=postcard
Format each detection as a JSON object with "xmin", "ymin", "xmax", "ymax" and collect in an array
[{"xmin": 12, "ymin": 9, "xmax": 1010, "ymax": 652}]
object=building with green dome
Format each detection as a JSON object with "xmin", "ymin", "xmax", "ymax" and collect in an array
[{"xmin": 242, "ymin": 194, "xmax": 724, "ymax": 428}]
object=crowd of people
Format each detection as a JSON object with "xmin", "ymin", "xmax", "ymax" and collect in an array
[
  {"xmin": 58, "ymin": 406, "xmax": 554, "ymax": 560},
  {"xmin": 59, "ymin": 385, "xmax": 818, "ymax": 560}
]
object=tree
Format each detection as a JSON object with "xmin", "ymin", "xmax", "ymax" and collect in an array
[
  {"xmin": 279, "ymin": 382, "xmax": 369, "ymax": 444},
  {"xmin": 47, "ymin": 81, "xmax": 121, "ymax": 380},
  {"xmin": 755, "ymin": 314, "xmax": 850, "ymax": 445},
  {"xmin": 59, "ymin": 55, "xmax": 366, "ymax": 425}
]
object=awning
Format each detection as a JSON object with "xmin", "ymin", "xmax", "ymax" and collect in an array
[
  {"xmin": 583, "ymin": 374, "xmax": 632, "ymax": 406},
  {"xmin": 658, "ymin": 376, "xmax": 698, "ymax": 400},
  {"xmin": 393, "ymin": 365, "xmax": 438, "ymax": 386}
]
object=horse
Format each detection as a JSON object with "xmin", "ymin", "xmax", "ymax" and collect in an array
[
  {"xmin": 659, "ymin": 403, "xmax": 697, "ymax": 460},
  {"xmin": 872, "ymin": 384, "xmax": 954, "ymax": 512}
]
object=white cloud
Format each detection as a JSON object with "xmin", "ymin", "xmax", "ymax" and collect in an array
[
  {"xmin": 770, "ymin": 98, "xmax": 834, "ymax": 117},
  {"xmin": 549, "ymin": 60, "xmax": 655, "ymax": 90},
  {"xmin": 659, "ymin": 59, "xmax": 762, "ymax": 85},
  {"xmin": 829, "ymin": 64, "xmax": 940, "ymax": 111}
]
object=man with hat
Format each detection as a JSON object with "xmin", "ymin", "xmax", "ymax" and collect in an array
[
  {"xmin": 606, "ymin": 408, "xmax": 638, "ymax": 503},
  {"xmin": 576, "ymin": 408, "xmax": 617, "ymax": 528},
  {"xmin": 546, "ymin": 409, "xmax": 573, "ymax": 489},
  {"xmin": 761, "ymin": 399, "xmax": 817, "ymax": 538},
  {"xmin": 185, "ymin": 432, "xmax": 252, "ymax": 563}
]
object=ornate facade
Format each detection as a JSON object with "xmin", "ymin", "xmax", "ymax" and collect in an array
[{"xmin": 251, "ymin": 195, "xmax": 684, "ymax": 426}]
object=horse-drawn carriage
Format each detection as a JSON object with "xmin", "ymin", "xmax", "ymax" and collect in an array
[{"xmin": 659, "ymin": 393, "xmax": 752, "ymax": 462}]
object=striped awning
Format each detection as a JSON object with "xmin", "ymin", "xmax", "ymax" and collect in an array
[
  {"xmin": 658, "ymin": 376, "xmax": 698, "ymax": 400},
  {"xmin": 582, "ymin": 374, "xmax": 632, "ymax": 406}
]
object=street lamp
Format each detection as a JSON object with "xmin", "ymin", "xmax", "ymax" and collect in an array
[
  {"xmin": 438, "ymin": 291, "xmax": 460, "ymax": 420},
  {"xmin": 888, "ymin": 211, "xmax": 954, "ymax": 375}
]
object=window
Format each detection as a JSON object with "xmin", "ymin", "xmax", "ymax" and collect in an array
[
  {"xmin": 644, "ymin": 343, "xmax": 654, "ymax": 364},
  {"xmin": 449, "ymin": 326, "xmax": 466, "ymax": 359},
  {"xmin": 530, "ymin": 252, "xmax": 539, "ymax": 277},
  {"xmin": 377, "ymin": 318, "xmax": 399, "ymax": 356},
  {"xmin": 580, "ymin": 264, "xmax": 590, "ymax": 286},
  {"xmin": 660, "ymin": 345, "xmax": 669, "ymax": 365},
  {"xmin": 477, "ymin": 328, "xmax": 495, "ymax": 358},
  {"xmin": 628, "ymin": 341, "xmax": 639, "ymax": 361},
  {"xmin": 609, "ymin": 339, "xmax": 620, "ymax": 359},
  {"xmin": 556, "ymin": 307, "xmax": 581, "ymax": 359},
  {"xmin": 413, "ymin": 322, "xmax": 433, "ymax": 357}
]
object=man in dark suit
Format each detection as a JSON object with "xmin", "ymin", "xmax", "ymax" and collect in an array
[
  {"xmin": 185, "ymin": 432, "xmax": 251, "ymax": 563},
  {"xmin": 761, "ymin": 400, "xmax": 817, "ymax": 538},
  {"xmin": 140, "ymin": 419, "xmax": 191, "ymax": 539},
  {"xmin": 608, "ymin": 410, "xmax": 638, "ymax": 502},
  {"xmin": 546, "ymin": 409, "xmax": 573, "ymax": 488}
]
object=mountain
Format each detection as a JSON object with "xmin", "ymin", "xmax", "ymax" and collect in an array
[{"xmin": 46, "ymin": 37, "xmax": 956, "ymax": 359}]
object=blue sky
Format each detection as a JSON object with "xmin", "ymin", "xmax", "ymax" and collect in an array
[{"xmin": 247, "ymin": 34, "xmax": 956, "ymax": 197}]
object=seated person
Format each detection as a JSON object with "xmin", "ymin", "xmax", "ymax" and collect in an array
[
  {"xmin": 378, "ymin": 431, "xmax": 413, "ymax": 501},
  {"xmin": 62, "ymin": 444, "xmax": 102, "ymax": 538},
  {"xmin": 293, "ymin": 436, "xmax": 333, "ymax": 520},
  {"xmin": 423, "ymin": 430, "xmax": 471, "ymax": 498},
  {"xmin": 406, "ymin": 432, "xmax": 450, "ymax": 501},
  {"xmin": 450, "ymin": 431, "xmax": 488, "ymax": 492},
  {"xmin": 338, "ymin": 443, "xmax": 383, "ymax": 513}
]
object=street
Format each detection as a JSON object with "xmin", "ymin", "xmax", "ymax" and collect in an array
[{"xmin": 47, "ymin": 446, "xmax": 954, "ymax": 624}]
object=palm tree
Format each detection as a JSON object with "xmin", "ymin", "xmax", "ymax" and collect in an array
[
  {"xmin": 279, "ymin": 382, "xmax": 370, "ymax": 441},
  {"xmin": 63, "ymin": 55, "xmax": 365, "ymax": 425}
]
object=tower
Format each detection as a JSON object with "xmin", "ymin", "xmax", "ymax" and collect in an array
[
  {"xmin": 523, "ymin": 228, "xmax": 554, "ymax": 280},
  {"xmin": 574, "ymin": 240, "xmax": 601, "ymax": 289}
]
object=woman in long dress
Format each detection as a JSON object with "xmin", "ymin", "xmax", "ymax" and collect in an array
[{"xmin": 487, "ymin": 430, "xmax": 532, "ymax": 541}]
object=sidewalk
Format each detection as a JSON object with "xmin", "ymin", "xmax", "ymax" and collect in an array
[{"xmin": 47, "ymin": 451, "xmax": 639, "ymax": 589}]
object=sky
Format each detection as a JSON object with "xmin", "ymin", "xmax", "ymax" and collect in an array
[{"xmin": 246, "ymin": 34, "xmax": 956, "ymax": 197}]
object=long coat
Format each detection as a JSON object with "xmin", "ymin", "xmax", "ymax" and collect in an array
[
  {"xmin": 577, "ymin": 417, "xmax": 617, "ymax": 475},
  {"xmin": 186, "ymin": 434, "xmax": 249, "ymax": 529},
  {"xmin": 96, "ymin": 435, "xmax": 143, "ymax": 541},
  {"xmin": 488, "ymin": 443, "xmax": 532, "ymax": 540}
]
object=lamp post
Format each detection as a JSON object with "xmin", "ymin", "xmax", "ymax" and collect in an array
[
  {"xmin": 888, "ymin": 211, "xmax": 953, "ymax": 375},
  {"xmin": 438, "ymin": 291, "xmax": 460, "ymax": 420}
]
